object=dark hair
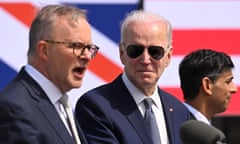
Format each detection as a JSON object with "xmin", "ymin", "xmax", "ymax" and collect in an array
[{"xmin": 179, "ymin": 49, "xmax": 234, "ymax": 101}]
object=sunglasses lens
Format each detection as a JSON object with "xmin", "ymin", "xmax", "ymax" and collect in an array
[
  {"xmin": 148, "ymin": 46, "xmax": 165, "ymax": 60},
  {"xmin": 126, "ymin": 45, "xmax": 144, "ymax": 58},
  {"xmin": 126, "ymin": 44, "xmax": 165, "ymax": 60}
]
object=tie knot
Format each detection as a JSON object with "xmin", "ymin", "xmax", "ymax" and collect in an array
[
  {"xmin": 143, "ymin": 98, "xmax": 153, "ymax": 109},
  {"xmin": 60, "ymin": 95, "xmax": 70, "ymax": 108}
]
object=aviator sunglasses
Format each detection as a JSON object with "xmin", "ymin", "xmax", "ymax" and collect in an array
[{"xmin": 124, "ymin": 44, "xmax": 166, "ymax": 60}]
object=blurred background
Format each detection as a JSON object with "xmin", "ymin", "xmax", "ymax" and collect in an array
[{"xmin": 0, "ymin": 0, "xmax": 240, "ymax": 143}]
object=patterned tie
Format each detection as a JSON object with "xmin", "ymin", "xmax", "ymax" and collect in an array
[
  {"xmin": 60, "ymin": 95, "xmax": 81, "ymax": 144},
  {"xmin": 143, "ymin": 98, "xmax": 161, "ymax": 144}
]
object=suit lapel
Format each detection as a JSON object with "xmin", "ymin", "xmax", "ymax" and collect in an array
[
  {"xmin": 19, "ymin": 69, "xmax": 75, "ymax": 144},
  {"xmin": 158, "ymin": 89, "xmax": 176, "ymax": 144},
  {"xmin": 112, "ymin": 75, "xmax": 152, "ymax": 144},
  {"xmin": 126, "ymin": 110, "xmax": 152, "ymax": 144},
  {"xmin": 37, "ymin": 99, "xmax": 75, "ymax": 144}
]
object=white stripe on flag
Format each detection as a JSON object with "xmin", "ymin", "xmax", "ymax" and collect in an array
[
  {"xmin": 144, "ymin": 1, "xmax": 240, "ymax": 28},
  {"xmin": 92, "ymin": 27, "xmax": 123, "ymax": 67},
  {"xmin": 0, "ymin": 8, "xmax": 28, "ymax": 71}
]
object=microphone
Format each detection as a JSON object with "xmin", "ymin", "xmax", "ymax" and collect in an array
[{"xmin": 180, "ymin": 120, "xmax": 226, "ymax": 144}]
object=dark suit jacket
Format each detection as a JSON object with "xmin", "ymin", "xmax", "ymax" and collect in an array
[
  {"xmin": 0, "ymin": 67, "xmax": 87, "ymax": 144},
  {"xmin": 75, "ymin": 74, "xmax": 191, "ymax": 144}
]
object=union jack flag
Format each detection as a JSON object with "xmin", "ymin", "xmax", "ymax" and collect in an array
[{"xmin": 0, "ymin": 0, "xmax": 239, "ymax": 115}]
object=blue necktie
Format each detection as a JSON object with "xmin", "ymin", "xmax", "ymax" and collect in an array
[{"xmin": 144, "ymin": 98, "xmax": 161, "ymax": 144}]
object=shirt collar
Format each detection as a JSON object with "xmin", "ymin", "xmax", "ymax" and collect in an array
[
  {"xmin": 25, "ymin": 64, "xmax": 63, "ymax": 104},
  {"xmin": 121, "ymin": 73, "xmax": 161, "ymax": 108},
  {"xmin": 183, "ymin": 102, "xmax": 211, "ymax": 125}
]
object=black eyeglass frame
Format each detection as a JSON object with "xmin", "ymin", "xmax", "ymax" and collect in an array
[
  {"xmin": 122, "ymin": 43, "xmax": 167, "ymax": 60},
  {"xmin": 44, "ymin": 40, "xmax": 99, "ymax": 58}
]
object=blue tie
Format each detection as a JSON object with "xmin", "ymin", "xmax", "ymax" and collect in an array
[{"xmin": 144, "ymin": 98, "xmax": 161, "ymax": 144}]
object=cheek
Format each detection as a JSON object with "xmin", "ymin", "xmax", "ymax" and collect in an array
[
  {"xmin": 213, "ymin": 86, "xmax": 228, "ymax": 100},
  {"xmin": 120, "ymin": 55, "xmax": 127, "ymax": 66},
  {"xmin": 162, "ymin": 55, "xmax": 171, "ymax": 67},
  {"xmin": 155, "ymin": 60, "xmax": 166, "ymax": 73},
  {"xmin": 54, "ymin": 54, "xmax": 73, "ymax": 73},
  {"xmin": 121, "ymin": 55, "xmax": 135, "ymax": 67}
]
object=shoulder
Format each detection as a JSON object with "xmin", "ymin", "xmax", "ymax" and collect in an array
[
  {"xmin": 158, "ymin": 88, "xmax": 189, "ymax": 111},
  {"xmin": 79, "ymin": 75, "xmax": 124, "ymax": 103},
  {"xmin": 158, "ymin": 89, "xmax": 182, "ymax": 103},
  {"xmin": 0, "ymin": 72, "xmax": 38, "ymax": 116}
]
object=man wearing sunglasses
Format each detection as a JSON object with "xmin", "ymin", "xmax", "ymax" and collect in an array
[{"xmin": 75, "ymin": 10, "xmax": 191, "ymax": 144}]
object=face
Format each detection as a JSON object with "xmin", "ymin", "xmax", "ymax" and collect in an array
[
  {"xmin": 39, "ymin": 16, "xmax": 92, "ymax": 92},
  {"xmin": 120, "ymin": 21, "xmax": 172, "ymax": 95},
  {"xmin": 209, "ymin": 70, "xmax": 237, "ymax": 113}
]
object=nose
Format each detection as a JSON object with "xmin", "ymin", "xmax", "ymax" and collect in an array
[
  {"xmin": 79, "ymin": 47, "xmax": 92, "ymax": 60},
  {"xmin": 230, "ymin": 82, "xmax": 238, "ymax": 94},
  {"xmin": 139, "ymin": 48, "xmax": 151, "ymax": 64}
]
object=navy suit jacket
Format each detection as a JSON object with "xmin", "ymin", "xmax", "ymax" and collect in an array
[
  {"xmin": 0, "ymin": 68, "xmax": 87, "ymax": 144},
  {"xmin": 75, "ymin": 74, "xmax": 191, "ymax": 144}
]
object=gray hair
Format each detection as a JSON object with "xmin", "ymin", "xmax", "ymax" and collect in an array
[
  {"xmin": 28, "ymin": 4, "xmax": 87, "ymax": 56},
  {"xmin": 120, "ymin": 10, "xmax": 172, "ymax": 48}
]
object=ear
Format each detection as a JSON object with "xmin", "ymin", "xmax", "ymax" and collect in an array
[
  {"xmin": 202, "ymin": 77, "xmax": 213, "ymax": 95},
  {"xmin": 119, "ymin": 43, "xmax": 126, "ymax": 65},
  {"xmin": 37, "ymin": 40, "xmax": 49, "ymax": 61},
  {"xmin": 164, "ymin": 47, "xmax": 173, "ymax": 67}
]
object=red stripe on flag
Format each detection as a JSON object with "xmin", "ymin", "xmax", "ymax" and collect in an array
[
  {"xmin": 89, "ymin": 53, "xmax": 123, "ymax": 82},
  {"xmin": 0, "ymin": 3, "xmax": 123, "ymax": 83},
  {"xmin": 163, "ymin": 87, "xmax": 240, "ymax": 116},
  {"xmin": 172, "ymin": 30, "xmax": 240, "ymax": 55},
  {"xmin": 0, "ymin": 3, "xmax": 36, "ymax": 27},
  {"xmin": 161, "ymin": 87, "xmax": 184, "ymax": 102}
]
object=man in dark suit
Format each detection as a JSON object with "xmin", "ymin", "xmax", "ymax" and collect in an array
[
  {"xmin": 0, "ymin": 4, "xmax": 99, "ymax": 144},
  {"xmin": 75, "ymin": 10, "xmax": 190, "ymax": 144}
]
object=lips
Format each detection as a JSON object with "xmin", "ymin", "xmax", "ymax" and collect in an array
[{"xmin": 137, "ymin": 69, "xmax": 153, "ymax": 73}]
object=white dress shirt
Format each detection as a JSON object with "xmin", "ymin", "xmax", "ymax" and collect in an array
[{"xmin": 122, "ymin": 73, "xmax": 169, "ymax": 144}]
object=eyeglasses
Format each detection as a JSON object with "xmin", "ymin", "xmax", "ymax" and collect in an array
[
  {"xmin": 44, "ymin": 40, "xmax": 99, "ymax": 58},
  {"xmin": 123, "ymin": 44, "xmax": 166, "ymax": 60}
]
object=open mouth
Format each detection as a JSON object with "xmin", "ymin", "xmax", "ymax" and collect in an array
[{"xmin": 73, "ymin": 67, "xmax": 85, "ymax": 76}]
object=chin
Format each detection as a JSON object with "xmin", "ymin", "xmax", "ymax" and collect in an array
[{"xmin": 71, "ymin": 81, "xmax": 82, "ymax": 89}]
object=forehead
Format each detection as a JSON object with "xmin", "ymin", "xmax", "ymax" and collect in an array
[
  {"xmin": 216, "ymin": 70, "xmax": 233, "ymax": 81},
  {"xmin": 51, "ymin": 16, "xmax": 91, "ymax": 41},
  {"xmin": 124, "ymin": 20, "xmax": 168, "ymax": 44}
]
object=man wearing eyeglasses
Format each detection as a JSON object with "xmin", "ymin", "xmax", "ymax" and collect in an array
[
  {"xmin": 75, "ymin": 10, "xmax": 190, "ymax": 144},
  {"xmin": 0, "ymin": 4, "xmax": 99, "ymax": 144}
]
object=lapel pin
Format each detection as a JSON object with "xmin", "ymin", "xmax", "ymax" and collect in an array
[{"xmin": 169, "ymin": 108, "xmax": 173, "ymax": 112}]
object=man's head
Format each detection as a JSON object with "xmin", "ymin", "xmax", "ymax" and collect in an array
[
  {"xmin": 119, "ymin": 10, "xmax": 173, "ymax": 96},
  {"xmin": 179, "ymin": 49, "xmax": 237, "ymax": 115},
  {"xmin": 28, "ymin": 5, "xmax": 99, "ymax": 93}
]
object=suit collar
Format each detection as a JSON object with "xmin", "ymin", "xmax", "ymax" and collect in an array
[
  {"xmin": 121, "ymin": 73, "xmax": 159, "ymax": 107},
  {"xmin": 25, "ymin": 64, "xmax": 62, "ymax": 104},
  {"xmin": 37, "ymin": 98, "xmax": 75, "ymax": 144},
  {"xmin": 111, "ymin": 75, "xmax": 153, "ymax": 144},
  {"xmin": 17, "ymin": 68, "xmax": 76, "ymax": 144}
]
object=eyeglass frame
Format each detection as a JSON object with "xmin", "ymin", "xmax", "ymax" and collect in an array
[
  {"xmin": 121, "ymin": 43, "xmax": 169, "ymax": 60},
  {"xmin": 44, "ymin": 40, "xmax": 99, "ymax": 58}
]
